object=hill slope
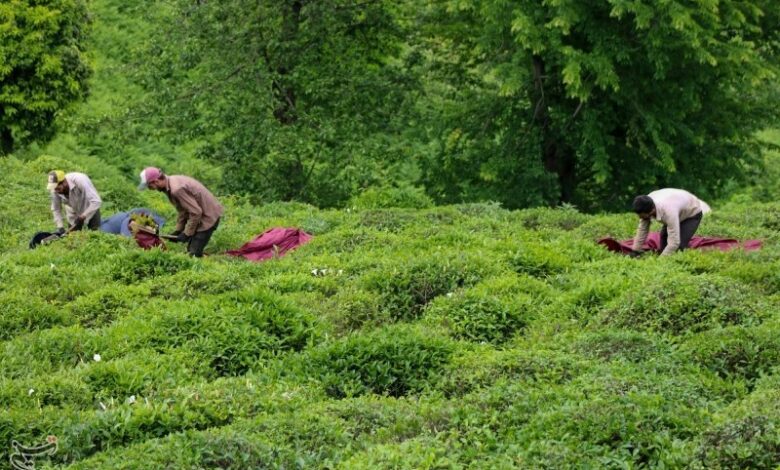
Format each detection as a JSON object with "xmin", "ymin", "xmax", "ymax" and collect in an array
[{"xmin": 2, "ymin": 156, "xmax": 780, "ymax": 468}]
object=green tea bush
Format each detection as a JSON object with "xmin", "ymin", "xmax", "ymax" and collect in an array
[
  {"xmin": 596, "ymin": 274, "xmax": 767, "ymax": 335},
  {"xmin": 693, "ymin": 390, "xmax": 780, "ymax": 469},
  {"xmin": 257, "ymin": 272, "xmax": 340, "ymax": 296},
  {"xmin": 358, "ymin": 209, "xmax": 419, "ymax": 232},
  {"xmin": 227, "ymin": 286, "xmax": 319, "ymax": 351},
  {"xmin": 326, "ymin": 395, "xmax": 451, "ymax": 446},
  {"xmin": 349, "ymin": 185, "xmax": 434, "ymax": 209},
  {"xmin": 150, "ymin": 293, "xmax": 316, "ymax": 376},
  {"xmin": 338, "ymin": 436, "xmax": 457, "ymax": 469},
  {"xmin": 437, "ymin": 346, "xmax": 586, "ymax": 397},
  {"xmin": 145, "ymin": 267, "xmax": 246, "ymax": 299},
  {"xmin": 110, "ymin": 249, "xmax": 194, "ymax": 284},
  {"xmin": 66, "ymin": 284, "xmax": 150, "ymax": 327},
  {"xmin": 453, "ymin": 201, "xmax": 505, "ymax": 218},
  {"xmin": 310, "ymin": 325, "xmax": 455, "ymax": 398},
  {"xmin": 681, "ymin": 325, "xmax": 780, "ymax": 388},
  {"xmin": 722, "ymin": 259, "xmax": 780, "ymax": 295},
  {"xmin": 515, "ymin": 204, "xmax": 589, "ymax": 231},
  {"xmin": 424, "ymin": 290, "xmax": 531, "ymax": 344},
  {"xmin": 515, "ymin": 365, "xmax": 724, "ymax": 468},
  {"xmin": 548, "ymin": 268, "xmax": 631, "ymax": 320},
  {"xmin": 327, "ymin": 287, "xmax": 388, "ymax": 334},
  {"xmin": 574, "ymin": 330, "xmax": 667, "ymax": 363},
  {"xmin": 0, "ymin": 325, "xmax": 102, "ymax": 379},
  {"xmin": 308, "ymin": 227, "xmax": 397, "ymax": 255},
  {"xmin": 509, "ymin": 241, "xmax": 572, "ymax": 277},
  {"xmin": 363, "ymin": 252, "xmax": 493, "ymax": 321},
  {"xmin": 60, "ymin": 408, "xmax": 353, "ymax": 469},
  {"xmin": 81, "ymin": 349, "xmax": 208, "ymax": 401},
  {"xmin": 0, "ymin": 290, "xmax": 73, "ymax": 340},
  {"xmin": 0, "ymin": 372, "xmax": 91, "ymax": 409}
]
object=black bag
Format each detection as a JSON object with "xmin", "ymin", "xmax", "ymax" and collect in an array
[{"xmin": 29, "ymin": 232, "xmax": 62, "ymax": 249}]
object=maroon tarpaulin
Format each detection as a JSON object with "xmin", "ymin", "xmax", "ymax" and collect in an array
[
  {"xmin": 599, "ymin": 232, "xmax": 762, "ymax": 254},
  {"xmin": 225, "ymin": 227, "xmax": 312, "ymax": 262}
]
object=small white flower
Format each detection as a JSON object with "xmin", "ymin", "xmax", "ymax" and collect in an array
[
  {"xmin": 93, "ymin": 354, "xmax": 101, "ymax": 362},
  {"xmin": 311, "ymin": 268, "xmax": 318, "ymax": 276},
  {"xmin": 127, "ymin": 395, "xmax": 136, "ymax": 404},
  {"xmin": 50, "ymin": 263, "xmax": 55, "ymax": 270},
  {"xmin": 28, "ymin": 388, "xmax": 35, "ymax": 396},
  {"xmin": 446, "ymin": 292, "xmax": 453, "ymax": 298},
  {"xmin": 338, "ymin": 269, "xmax": 343, "ymax": 275}
]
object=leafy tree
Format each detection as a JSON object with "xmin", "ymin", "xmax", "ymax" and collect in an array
[
  {"xmin": 0, "ymin": 0, "xmax": 91, "ymax": 155},
  {"xmin": 417, "ymin": 0, "xmax": 780, "ymax": 210},
  {"xmin": 132, "ymin": 0, "xmax": 420, "ymax": 207}
]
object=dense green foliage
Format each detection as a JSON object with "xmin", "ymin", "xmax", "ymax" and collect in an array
[
  {"xmin": 0, "ymin": 0, "xmax": 91, "ymax": 155},
  {"xmin": 37, "ymin": 0, "xmax": 778, "ymax": 209},
  {"xmin": 417, "ymin": 0, "xmax": 780, "ymax": 210},
  {"xmin": 2, "ymin": 154, "xmax": 780, "ymax": 467}
]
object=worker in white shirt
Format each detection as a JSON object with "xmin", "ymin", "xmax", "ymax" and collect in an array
[
  {"xmin": 631, "ymin": 188, "xmax": 711, "ymax": 257},
  {"xmin": 47, "ymin": 170, "xmax": 102, "ymax": 234}
]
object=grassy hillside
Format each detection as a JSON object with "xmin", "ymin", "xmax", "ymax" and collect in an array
[
  {"xmin": 1, "ymin": 154, "xmax": 780, "ymax": 468},
  {"xmin": 3, "ymin": 0, "xmax": 780, "ymax": 467}
]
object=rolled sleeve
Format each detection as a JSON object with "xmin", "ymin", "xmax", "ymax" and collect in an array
[
  {"xmin": 51, "ymin": 193, "xmax": 64, "ymax": 229},
  {"xmin": 661, "ymin": 213, "xmax": 681, "ymax": 256},
  {"xmin": 632, "ymin": 219, "xmax": 650, "ymax": 252}
]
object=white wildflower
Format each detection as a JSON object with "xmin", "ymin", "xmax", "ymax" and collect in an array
[
  {"xmin": 93, "ymin": 354, "xmax": 101, "ymax": 362},
  {"xmin": 127, "ymin": 395, "xmax": 136, "ymax": 404},
  {"xmin": 28, "ymin": 388, "xmax": 35, "ymax": 396}
]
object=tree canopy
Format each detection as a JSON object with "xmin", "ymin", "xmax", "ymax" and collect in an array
[
  {"xmin": 417, "ymin": 0, "xmax": 779, "ymax": 210},
  {"xmin": 0, "ymin": 0, "xmax": 91, "ymax": 155},
  {"xmin": 19, "ymin": 0, "xmax": 779, "ymax": 211}
]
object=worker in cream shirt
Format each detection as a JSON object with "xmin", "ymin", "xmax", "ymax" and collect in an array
[{"xmin": 631, "ymin": 188, "xmax": 711, "ymax": 256}]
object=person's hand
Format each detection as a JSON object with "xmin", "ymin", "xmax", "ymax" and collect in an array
[
  {"xmin": 55, "ymin": 227, "xmax": 66, "ymax": 236},
  {"xmin": 628, "ymin": 250, "xmax": 644, "ymax": 258},
  {"xmin": 171, "ymin": 232, "xmax": 190, "ymax": 243}
]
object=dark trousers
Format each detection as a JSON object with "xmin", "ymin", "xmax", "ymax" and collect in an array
[
  {"xmin": 660, "ymin": 212, "xmax": 702, "ymax": 252},
  {"xmin": 71, "ymin": 210, "xmax": 101, "ymax": 231},
  {"xmin": 187, "ymin": 218, "xmax": 220, "ymax": 257}
]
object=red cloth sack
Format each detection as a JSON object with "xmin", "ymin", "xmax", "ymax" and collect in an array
[
  {"xmin": 226, "ymin": 227, "xmax": 312, "ymax": 261},
  {"xmin": 599, "ymin": 232, "xmax": 762, "ymax": 254}
]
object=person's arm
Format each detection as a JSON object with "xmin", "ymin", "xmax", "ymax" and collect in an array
[
  {"xmin": 173, "ymin": 189, "xmax": 203, "ymax": 237},
  {"xmin": 65, "ymin": 204, "xmax": 77, "ymax": 229},
  {"xmin": 661, "ymin": 212, "xmax": 681, "ymax": 255},
  {"xmin": 77, "ymin": 175, "xmax": 102, "ymax": 222},
  {"xmin": 631, "ymin": 218, "xmax": 651, "ymax": 252},
  {"xmin": 51, "ymin": 193, "xmax": 64, "ymax": 230},
  {"xmin": 174, "ymin": 208, "xmax": 188, "ymax": 234}
]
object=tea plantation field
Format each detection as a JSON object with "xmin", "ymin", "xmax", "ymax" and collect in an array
[{"xmin": 3, "ymin": 155, "xmax": 780, "ymax": 468}]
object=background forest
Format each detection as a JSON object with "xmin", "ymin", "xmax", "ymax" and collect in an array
[{"xmin": 3, "ymin": 0, "xmax": 779, "ymax": 211}]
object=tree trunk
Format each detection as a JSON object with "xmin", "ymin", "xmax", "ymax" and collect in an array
[
  {"xmin": 272, "ymin": 0, "xmax": 302, "ymax": 125},
  {"xmin": 530, "ymin": 55, "xmax": 576, "ymax": 204},
  {"xmin": 0, "ymin": 128, "xmax": 13, "ymax": 156}
]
